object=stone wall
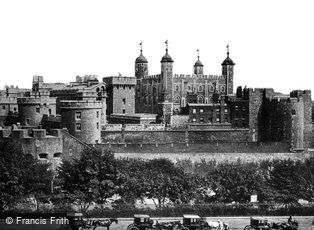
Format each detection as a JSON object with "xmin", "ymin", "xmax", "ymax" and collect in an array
[
  {"xmin": 95, "ymin": 141, "xmax": 290, "ymax": 154},
  {"xmin": 101, "ymin": 129, "xmax": 250, "ymax": 144}
]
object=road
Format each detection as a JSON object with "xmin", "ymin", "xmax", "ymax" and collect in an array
[{"xmin": 0, "ymin": 216, "xmax": 313, "ymax": 230}]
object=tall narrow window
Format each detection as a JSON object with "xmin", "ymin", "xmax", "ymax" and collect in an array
[{"xmin": 122, "ymin": 98, "xmax": 126, "ymax": 104}]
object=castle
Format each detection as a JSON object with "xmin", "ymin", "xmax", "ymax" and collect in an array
[{"xmin": 0, "ymin": 42, "xmax": 313, "ymax": 169}]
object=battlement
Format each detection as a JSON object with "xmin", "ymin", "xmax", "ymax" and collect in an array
[
  {"xmin": 173, "ymin": 74, "xmax": 225, "ymax": 79},
  {"xmin": 17, "ymin": 97, "xmax": 56, "ymax": 105},
  {"xmin": 0, "ymin": 128, "xmax": 64, "ymax": 139},
  {"xmin": 290, "ymin": 89, "xmax": 311, "ymax": 99},
  {"xmin": 60, "ymin": 100, "xmax": 102, "ymax": 109},
  {"xmin": 143, "ymin": 74, "xmax": 161, "ymax": 79},
  {"xmin": 103, "ymin": 76, "xmax": 136, "ymax": 85}
]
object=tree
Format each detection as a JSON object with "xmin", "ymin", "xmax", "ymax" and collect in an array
[
  {"xmin": 207, "ymin": 160, "xmax": 263, "ymax": 203},
  {"xmin": 57, "ymin": 148, "xmax": 120, "ymax": 213},
  {"xmin": 0, "ymin": 140, "xmax": 53, "ymax": 211},
  {"xmin": 264, "ymin": 159, "xmax": 308, "ymax": 204}
]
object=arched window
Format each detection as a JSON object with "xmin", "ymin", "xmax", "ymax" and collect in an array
[
  {"xmin": 198, "ymin": 85, "xmax": 203, "ymax": 92},
  {"xmin": 209, "ymin": 85, "xmax": 214, "ymax": 93},
  {"xmin": 197, "ymin": 95, "xmax": 204, "ymax": 103},
  {"xmin": 173, "ymin": 96, "xmax": 181, "ymax": 104}
]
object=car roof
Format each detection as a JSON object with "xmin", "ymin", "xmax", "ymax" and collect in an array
[
  {"xmin": 134, "ymin": 214, "xmax": 150, "ymax": 218},
  {"xmin": 183, "ymin": 214, "xmax": 201, "ymax": 219}
]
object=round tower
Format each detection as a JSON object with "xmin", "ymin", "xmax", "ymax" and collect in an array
[
  {"xmin": 135, "ymin": 42, "xmax": 148, "ymax": 113},
  {"xmin": 60, "ymin": 100, "xmax": 102, "ymax": 144},
  {"xmin": 17, "ymin": 92, "xmax": 56, "ymax": 126},
  {"xmin": 160, "ymin": 40, "xmax": 174, "ymax": 125},
  {"xmin": 160, "ymin": 40, "xmax": 174, "ymax": 101},
  {"xmin": 135, "ymin": 42, "xmax": 148, "ymax": 79},
  {"xmin": 222, "ymin": 44, "xmax": 235, "ymax": 95},
  {"xmin": 194, "ymin": 49, "xmax": 204, "ymax": 75}
]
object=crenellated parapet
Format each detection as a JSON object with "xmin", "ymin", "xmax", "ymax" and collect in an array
[
  {"xmin": 17, "ymin": 97, "xmax": 56, "ymax": 106},
  {"xmin": 103, "ymin": 76, "xmax": 136, "ymax": 86},
  {"xmin": 173, "ymin": 74, "xmax": 225, "ymax": 80},
  {"xmin": 142, "ymin": 74, "xmax": 161, "ymax": 80}
]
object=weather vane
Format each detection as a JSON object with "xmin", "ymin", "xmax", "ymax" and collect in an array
[
  {"xmin": 165, "ymin": 40, "xmax": 168, "ymax": 51},
  {"xmin": 197, "ymin": 49, "xmax": 200, "ymax": 60},
  {"xmin": 139, "ymin": 42, "xmax": 143, "ymax": 54},
  {"xmin": 227, "ymin": 44, "xmax": 229, "ymax": 56}
]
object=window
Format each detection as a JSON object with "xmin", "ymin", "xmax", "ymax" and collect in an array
[
  {"xmin": 221, "ymin": 86, "xmax": 225, "ymax": 92},
  {"xmin": 198, "ymin": 85, "xmax": 203, "ymax": 92},
  {"xmin": 76, "ymin": 123, "xmax": 81, "ymax": 131},
  {"xmin": 96, "ymin": 111, "xmax": 99, "ymax": 118},
  {"xmin": 122, "ymin": 98, "xmax": 126, "ymax": 104},
  {"xmin": 96, "ymin": 122, "xmax": 99, "ymax": 130},
  {"xmin": 14, "ymin": 108, "xmax": 17, "ymax": 112},
  {"xmin": 76, "ymin": 112, "xmax": 81, "ymax": 120},
  {"xmin": 224, "ymin": 109, "xmax": 228, "ymax": 113},
  {"xmin": 36, "ymin": 107, "xmax": 40, "ymax": 113},
  {"xmin": 200, "ymin": 117, "xmax": 204, "ymax": 122},
  {"xmin": 49, "ymin": 109, "xmax": 52, "ymax": 115},
  {"xmin": 2, "ymin": 105, "xmax": 5, "ymax": 110},
  {"xmin": 26, "ymin": 118, "xmax": 30, "ymax": 125},
  {"xmin": 175, "ymin": 85, "xmax": 179, "ymax": 91},
  {"xmin": 216, "ymin": 117, "xmax": 220, "ymax": 122},
  {"xmin": 200, "ymin": 109, "xmax": 204, "ymax": 113},
  {"xmin": 69, "ymin": 149, "xmax": 73, "ymax": 156},
  {"xmin": 122, "ymin": 109, "xmax": 125, "ymax": 114},
  {"xmin": 192, "ymin": 109, "xmax": 196, "ymax": 114},
  {"xmin": 192, "ymin": 118, "xmax": 197, "ymax": 122}
]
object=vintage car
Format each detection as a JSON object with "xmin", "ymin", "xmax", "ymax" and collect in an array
[
  {"xmin": 182, "ymin": 214, "xmax": 210, "ymax": 230},
  {"xmin": 127, "ymin": 214, "xmax": 154, "ymax": 230}
]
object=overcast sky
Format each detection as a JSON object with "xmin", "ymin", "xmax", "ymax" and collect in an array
[{"xmin": 0, "ymin": 0, "xmax": 313, "ymax": 94}]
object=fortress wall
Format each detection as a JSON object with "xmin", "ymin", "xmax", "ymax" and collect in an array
[
  {"xmin": 101, "ymin": 129, "xmax": 250, "ymax": 144},
  {"xmin": 95, "ymin": 141, "xmax": 291, "ymax": 154}
]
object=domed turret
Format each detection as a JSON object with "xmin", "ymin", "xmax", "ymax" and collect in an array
[
  {"xmin": 194, "ymin": 49, "xmax": 203, "ymax": 75},
  {"xmin": 161, "ymin": 51, "xmax": 173, "ymax": 63},
  {"xmin": 135, "ymin": 52, "xmax": 148, "ymax": 63},
  {"xmin": 222, "ymin": 44, "xmax": 235, "ymax": 95},
  {"xmin": 161, "ymin": 41, "xmax": 173, "ymax": 63},
  {"xmin": 222, "ymin": 45, "xmax": 235, "ymax": 66},
  {"xmin": 194, "ymin": 59, "xmax": 203, "ymax": 67}
]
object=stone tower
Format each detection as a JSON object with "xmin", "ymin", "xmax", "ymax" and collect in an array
[
  {"xmin": 60, "ymin": 100, "xmax": 102, "ymax": 144},
  {"xmin": 222, "ymin": 45, "xmax": 235, "ymax": 95},
  {"xmin": 160, "ymin": 40, "xmax": 174, "ymax": 125},
  {"xmin": 193, "ymin": 49, "xmax": 204, "ymax": 75},
  {"xmin": 135, "ymin": 42, "xmax": 148, "ymax": 113}
]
